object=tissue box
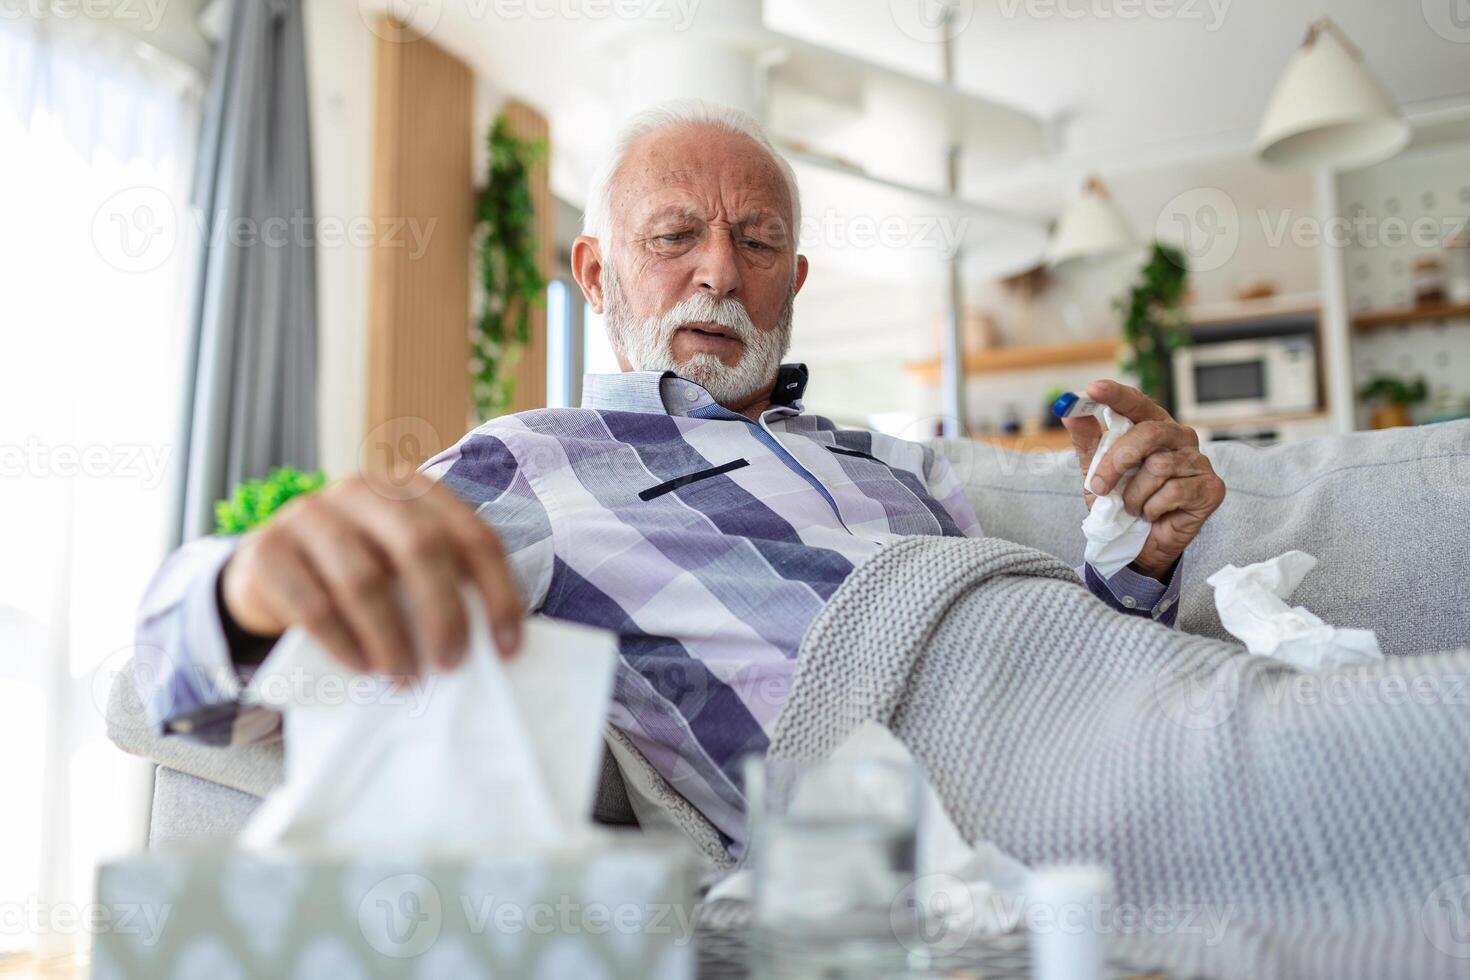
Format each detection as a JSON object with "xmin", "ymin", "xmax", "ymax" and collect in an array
[{"xmin": 92, "ymin": 835, "xmax": 698, "ymax": 979}]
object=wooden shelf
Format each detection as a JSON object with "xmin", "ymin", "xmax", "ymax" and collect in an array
[
  {"xmin": 906, "ymin": 338, "xmax": 1121, "ymax": 382},
  {"xmin": 978, "ymin": 430, "xmax": 1077, "ymax": 453},
  {"xmin": 1185, "ymin": 409, "xmax": 1331, "ymax": 430},
  {"xmin": 1351, "ymin": 301, "xmax": 1470, "ymax": 331}
]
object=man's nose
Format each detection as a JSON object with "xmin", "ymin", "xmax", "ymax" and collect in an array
[{"xmin": 693, "ymin": 232, "xmax": 741, "ymax": 298}]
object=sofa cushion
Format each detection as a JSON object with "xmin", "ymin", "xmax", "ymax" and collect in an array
[{"xmin": 931, "ymin": 419, "xmax": 1470, "ymax": 655}]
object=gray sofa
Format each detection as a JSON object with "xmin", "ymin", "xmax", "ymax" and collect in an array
[{"xmin": 108, "ymin": 421, "xmax": 1470, "ymax": 847}]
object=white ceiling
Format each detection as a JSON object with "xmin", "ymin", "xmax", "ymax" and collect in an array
[{"xmin": 378, "ymin": 0, "xmax": 1470, "ymax": 225}]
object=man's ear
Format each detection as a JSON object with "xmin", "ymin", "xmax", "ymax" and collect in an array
[
  {"xmin": 793, "ymin": 254, "xmax": 810, "ymax": 297},
  {"xmin": 571, "ymin": 235, "xmax": 607, "ymax": 312}
]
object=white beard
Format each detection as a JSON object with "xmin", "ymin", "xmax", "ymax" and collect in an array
[{"xmin": 603, "ymin": 266, "xmax": 794, "ymax": 407}]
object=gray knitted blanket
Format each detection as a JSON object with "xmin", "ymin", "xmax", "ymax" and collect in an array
[{"xmin": 626, "ymin": 535, "xmax": 1470, "ymax": 978}]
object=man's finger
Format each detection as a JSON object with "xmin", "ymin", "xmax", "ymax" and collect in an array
[
  {"xmin": 418, "ymin": 482, "xmax": 525, "ymax": 659},
  {"xmin": 285, "ymin": 495, "xmax": 415, "ymax": 675},
  {"xmin": 1060, "ymin": 414, "xmax": 1103, "ymax": 478},
  {"xmin": 339, "ymin": 479, "xmax": 469, "ymax": 673},
  {"xmin": 249, "ymin": 532, "xmax": 367, "ymax": 672},
  {"xmin": 1085, "ymin": 379, "xmax": 1173, "ymax": 425},
  {"xmin": 1089, "ymin": 421, "xmax": 1199, "ymax": 497},
  {"xmin": 1120, "ymin": 450, "xmax": 1209, "ymax": 517},
  {"xmin": 1141, "ymin": 474, "xmax": 1218, "ymax": 523}
]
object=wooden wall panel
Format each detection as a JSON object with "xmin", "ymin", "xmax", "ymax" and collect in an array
[
  {"xmin": 364, "ymin": 18, "xmax": 473, "ymax": 479},
  {"xmin": 502, "ymin": 100, "xmax": 553, "ymax": 414}
]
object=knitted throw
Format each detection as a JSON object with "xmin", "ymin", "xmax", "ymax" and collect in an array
[{"xmin": 625, "ymin": 535, "xmax": 1470, "ymax": 978}]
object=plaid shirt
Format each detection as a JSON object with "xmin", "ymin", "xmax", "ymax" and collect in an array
[{"xmin": 134, "ymin": 365, "xmax": 1181, "ymax": 854}]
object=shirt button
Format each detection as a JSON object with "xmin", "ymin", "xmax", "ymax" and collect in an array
[
  {"xmin": 684, "ymin": 389, "xmax": 699, "ymax": 403},
  {"xmin": 1158, "ymin": 597, "xmax": 1174, "ymax": 612},
  {"xmin": 1121, "ymin": 595, "xmax": 1138, "ymax": 609}
]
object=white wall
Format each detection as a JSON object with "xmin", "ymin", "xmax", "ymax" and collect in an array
[{"xmin": 304, "ymin": 0, "xmax": 375, "ymax": 477}]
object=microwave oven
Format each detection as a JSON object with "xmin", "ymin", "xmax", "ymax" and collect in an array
[{"xmin": 1172, "ymin": 335, "xmax": 1318, "ymax": 423}]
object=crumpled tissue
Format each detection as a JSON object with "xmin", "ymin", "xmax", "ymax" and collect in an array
[
  {"xmin": 239, "ymin": 587, "xmax": 618, "ymax": 855},
  {"xmin": 1207, "ymin": 550, "xmax": 1382, "ymax": 671},
  {"xmin": 1081, "ymin": 406, "xmax": 1153, "ymax": 578},
  {"xmin": 709, "ymin": 721, "xmax": 1032, "ymax": 938}
]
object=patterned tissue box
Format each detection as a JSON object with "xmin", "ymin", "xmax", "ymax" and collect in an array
[{"xmin": 92, "ymin": 834, "xmax": 698, "ymax": 979}]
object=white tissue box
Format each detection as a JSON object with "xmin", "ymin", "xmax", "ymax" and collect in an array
[{"xmin": 92, "ymin": 835, "xmax": 698, "ymax": 979}]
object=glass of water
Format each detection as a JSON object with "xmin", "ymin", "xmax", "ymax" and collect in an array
[{"xmin": 745, "ymin": 753, "xmax": 923, "ymax": 979}]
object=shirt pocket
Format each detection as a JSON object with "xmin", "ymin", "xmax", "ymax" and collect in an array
[{"xmin": 637, "ymin": 458, "xmax": 750, "ymax": 501}]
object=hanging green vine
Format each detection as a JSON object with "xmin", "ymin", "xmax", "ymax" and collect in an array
[
  {"xmin": 1115, "ymin": 241, "xmax": 1191, "ymax": 407},
  {"xmin": 471, "ymin": 114, "xmax": 547, "ymax": 421}
]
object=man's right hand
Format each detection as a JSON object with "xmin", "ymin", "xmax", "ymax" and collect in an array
[{"xmin": 220, "ymin": 472, "xmax": 523, "ymax": 675}]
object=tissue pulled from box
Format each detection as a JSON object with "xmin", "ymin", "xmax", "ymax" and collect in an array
[
  {"xmin": 239, "ymin": 588, "xmax": 617, "ymax": 855},
  {"xmin": 1207, "ymin": 550, "xmax": 1382, "ymax": 671},
  {"xmin": 1081, "ymin": 406, "xmax": 1153, "ymax": 578}
]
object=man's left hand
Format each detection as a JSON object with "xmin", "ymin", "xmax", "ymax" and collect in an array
[{"xmin": 1060, "ymin": 379, "xmax": 1226, "ymax": 581}]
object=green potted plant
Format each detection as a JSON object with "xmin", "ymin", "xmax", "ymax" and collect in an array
[
  {"xmin": 1115, "ymin": 241, "xmax": 1191, "ymax": 410},
  {"xmin": 1358, "ymin": 375, "xmax": 1427, "ymax": 430},
  {"xmin": 471, "ymin": 114, "xmax": 547, "ymax": 422},
  {"xmin": 215, "ymin": 467, "xmax": 328, "ymax": 535}
]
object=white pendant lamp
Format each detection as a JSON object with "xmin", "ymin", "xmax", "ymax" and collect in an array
[
  {"xmin": 1256, "ymin": 16, "xmax": 1409, "ymax": 171},
  {"xmin": 1046, "ymin": 175, "xmax": 1136, "ymax": 269}
]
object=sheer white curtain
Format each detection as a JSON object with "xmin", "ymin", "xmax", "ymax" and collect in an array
[{"xmin": 0, "ymin": 15, "xmax": 201, "ymax": 963}]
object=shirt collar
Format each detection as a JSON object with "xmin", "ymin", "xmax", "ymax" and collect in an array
[{"xmin": 580, "ymin": 363, "xmax": 810, "ymax": 419}]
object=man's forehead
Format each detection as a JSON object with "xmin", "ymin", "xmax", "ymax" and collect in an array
[{"xmin": 614, "ymin": 127, "xmax": 792, "ymax": 220}]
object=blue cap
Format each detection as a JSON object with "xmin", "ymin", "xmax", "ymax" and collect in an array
[{"xmin": 1050, "ymin": 392, "xmax": 1079, "ymax": 420}]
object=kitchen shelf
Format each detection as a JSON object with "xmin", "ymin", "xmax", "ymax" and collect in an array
[
  {"xmin": 1350, "ymin": 300, "xmax": 1470, "ymax": 331},
  {"xmin": 906, "ymin": 338, "xmax": 1121, "ymax": 382},
  {"xmin": 978, "ymin": 430, "xmax": 1077, "ymax": 453}
]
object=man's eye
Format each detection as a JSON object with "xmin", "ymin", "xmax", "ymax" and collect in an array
[
  {"xmin": 657, "ymin": 233, "xmax": 689, "ymax": 244},
  {"xmin": 742, "ymin": 238, "xmax": 770, "ymax": 250}
]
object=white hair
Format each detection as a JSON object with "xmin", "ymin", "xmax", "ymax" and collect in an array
[{"xmin": 581, "ymin": 98, "xmax": 802, "ymax": 252}]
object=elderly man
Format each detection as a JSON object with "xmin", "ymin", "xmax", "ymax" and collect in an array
[{"xmin": 135, "ymin": 100, "xmax": 1224, "ymax": 852}]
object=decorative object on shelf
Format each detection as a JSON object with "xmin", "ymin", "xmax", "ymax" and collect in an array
[
  {"xmin": 1255, "ymin": 16, "xmax": 1408, "ymax": 171},
  {"xmin": 1116, "ymin": 241, "xmax": 1190, "ymax": 409},
  {"xmin": 1358, "ymin": 374, "xmax": 1427, "ymax": 430},
  {"xmin": 1412, "ymin": 255, "xmax": 1445, "ymax": 306},
  {"xmin": 1233, "ymin": 281, "xmax": 1281, "ymax": 303},
  {"xmin": 471, "ymin": 113, "xmax": 547, "ymax": 422},
  {"xmin": 1046, "ymin": 175, "xmax": 1137, "ymax": 270},
  {"xmin": 215, "ymin": 467, "xmax": 328, "ymax": 535},
  {"xmin": 1444, "ymin": 229, "xmax": 1470, "ymax": 305}
]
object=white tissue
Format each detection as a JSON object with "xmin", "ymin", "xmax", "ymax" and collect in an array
[
  {"xmin": 1207, "ymin": 550, "xmax": 1383, "ymax": 671},
  {"xmin": 239, "ymin": 589, "xmax": 618, "ymax": 856},
  {"xmin": 1081, "ymin": 406, "xmax": 1153, "ymax": 578}
]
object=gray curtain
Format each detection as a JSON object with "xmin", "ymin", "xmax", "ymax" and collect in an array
[{"xmin": 172, "ymin": 0, "xmax": 318, "ymax": 544}]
